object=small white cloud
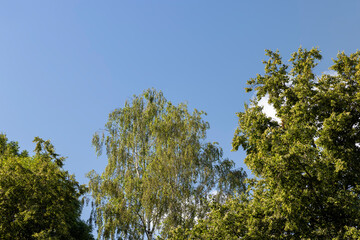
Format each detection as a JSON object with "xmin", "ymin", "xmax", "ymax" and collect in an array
[
  {"xmin": 258, "ymin": 95, "xmax": 281, "ymax": 123},
  {"xmin": 322, "ymin": 70, "xmax": 338, "ymax": 77},
  {"xmin": 208, "ymin": 189, "xmax": 218, "ymax": 196}
]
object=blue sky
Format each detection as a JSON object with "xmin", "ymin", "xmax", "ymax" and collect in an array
[{"xmin": 1, "ymin": 0, "xmax": 360, "ymax": 224}]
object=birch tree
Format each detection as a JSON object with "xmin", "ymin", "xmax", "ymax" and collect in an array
[{"xmin": 87, "ymin": 89, "xmax": 246, "ymax": 239}]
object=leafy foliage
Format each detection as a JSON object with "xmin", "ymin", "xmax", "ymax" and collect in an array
[
  {"xmin": 0, "ymin": 134, "xmax": 94, "ymax": 240},
  {"xmin": 87, "ymin": 89, "xmax": 246, "ymax": 239},
  {"xmin": 170, "ymin": 48, "xmax": 360, "ymax": 239}
]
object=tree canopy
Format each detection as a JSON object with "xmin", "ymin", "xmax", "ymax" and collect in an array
[
  {"xmin": 0, "ymin": 134, "xmax": 93, "ymax": 240},
  {"xmin": 170, "ymin": 47, "xmax": 360, "ymax": 239},
  {"xmin": 87, "ymin": 89, "xmax": 246, "ymax": 239}
]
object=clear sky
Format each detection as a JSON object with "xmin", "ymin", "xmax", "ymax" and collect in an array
[{"xmin": 1, "ymin": 0, "xmax": 360, "ymax": 224}]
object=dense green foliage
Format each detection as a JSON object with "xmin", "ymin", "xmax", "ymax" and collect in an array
[
  {"xmin": 4, "ymin": 47, "xmax": 358, "ymax": 239},
  {"xmin": 0, "ymin": 135, "xmax": 93, "ymax": 240},
  {"xmin": 88, "ymin": 89, "xmax": 246, "ymax": 239},
  {"xmin": 170, "ymin": 48, "xmax": 360, "ymax": 239}
]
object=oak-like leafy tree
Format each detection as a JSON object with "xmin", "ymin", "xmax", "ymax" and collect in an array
[
  {"xmin": 87, "ymin": 89, "xmax": 246, "ymax": 239},
  {"xmin": 0, "ymin": 134, "xmax": 94, "ymax": 240},
  {"xmin": 170, "ymin": 48, "xmax": 360, "ymax": 239}
]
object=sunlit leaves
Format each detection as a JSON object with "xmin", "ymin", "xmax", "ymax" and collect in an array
[
  {"xmin": 0, "ymin": 134, "xmax": 93, "ymax": 240},
  {"xmin": 87, "ymin": 89, "xmax": 246, "ymax": 239},
  {"xmin": 176, "ymin": 47, "xmax": 360, "ymax": 239}
]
